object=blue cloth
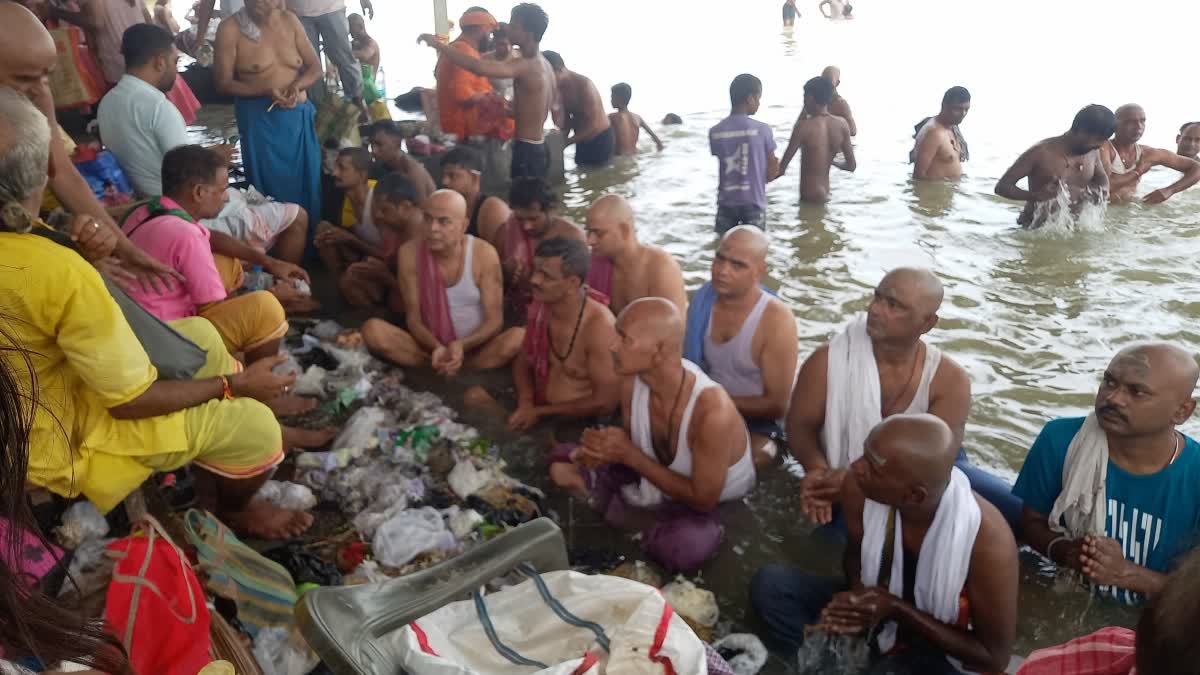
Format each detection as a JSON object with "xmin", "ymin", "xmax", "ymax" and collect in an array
[
  {"xmin": 956, "ymin": 447, "xmax": 1023, "ymax": 536},
  {"xmin": 234, "ymin": 97, "xmax": 321, "ymax": 243},
  {"xmin": 1013, "ymin": 416, "xmax": 1200, "ymax": 605},
  {"xmin": 683, "ymin": 282, "xmax": 776, "ymax": 366}
]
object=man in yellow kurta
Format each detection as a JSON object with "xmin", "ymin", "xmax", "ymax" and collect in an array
[{"xmin": 0, "ymin": 85, "xmax": 312, "ymax": 540}]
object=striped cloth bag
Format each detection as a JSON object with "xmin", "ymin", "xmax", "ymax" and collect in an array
[{"xmin": 183, "ymin": 509, "xmax": 298, "ymax": 638}]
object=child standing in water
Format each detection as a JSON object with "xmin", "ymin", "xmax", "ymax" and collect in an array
[{"xmin": 608, "ymin": 83, "xmax": 664, "ymax": 156}]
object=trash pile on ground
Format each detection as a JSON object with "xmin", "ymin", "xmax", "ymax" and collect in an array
[{"xmin": 24, "ymin": 320, "xmax": 765, "ymax": 674}]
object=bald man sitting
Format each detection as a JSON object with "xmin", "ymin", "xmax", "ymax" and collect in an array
[
  {"xmin": 1098, "ymin": 104, "xmax": 1200, "ymax": 204},
  {"xmin": 584, "ymin": 194, "xmax": 688, "ymax": 317},
  {"xmin": 683, "ymin": 226, "xmax": 797, "ymax": 467},
  {"xmin": 752, "ymin": 415, "xmax": 1017, "ymax": 673},
  {"xmin": 1014, "ymin": 344, "xmax": 1200, "ymax": 607},
  {"xmin": 788, "ymin": 268, "xmax": 1023, "ymax": 533},
  {"xmin": 549, "ymin": 298, "xmax": 756, "ymax": 572},
  {"xmin": 362, "ymin": 190, "xmax": 524, "ymax": 376}
]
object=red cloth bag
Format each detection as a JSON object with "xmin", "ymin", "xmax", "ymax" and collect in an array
[{"xmin": 104, "ymin": 516, "xmax": 213, "ymax": 675}]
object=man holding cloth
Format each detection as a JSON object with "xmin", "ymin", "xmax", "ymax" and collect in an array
[{"xmin": 434, "ymin": 8, "xmax": 512, "ymax": 141}]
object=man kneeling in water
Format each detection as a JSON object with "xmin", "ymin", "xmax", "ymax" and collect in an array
[
  {"xmin": 752, "ymin": 415, "xmax": 1017, "ymax": 673},
  {"xmin": 550, "ymin": 298, "xmax": 756, "ymax": 572}
]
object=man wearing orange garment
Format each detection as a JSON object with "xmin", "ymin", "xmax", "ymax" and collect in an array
[{"xmin": 435, "ymin": 7, "xmax": 513, "ymax": 141}]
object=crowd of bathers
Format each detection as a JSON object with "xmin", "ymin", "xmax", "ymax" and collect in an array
[{"xmin": 1, "ymin": 0, "xmax": 1200, "ymax": 672}]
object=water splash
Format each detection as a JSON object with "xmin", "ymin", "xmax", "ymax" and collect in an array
[
  {"xmin": 795, "ymin": 630, "xmax": 871, "ymax": 674},
  {"xmin": 1024, "ymin": 184, "xmax": 1110, "ymax": 236}
]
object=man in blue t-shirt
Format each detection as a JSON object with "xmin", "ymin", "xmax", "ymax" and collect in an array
[
  {"xmin": 709, "ymin": 74, "xmax": 780, "ymax": 235},
  {"xmin": 1013, "ymin": 344, "xmax": 1200, "ymax": 606}
]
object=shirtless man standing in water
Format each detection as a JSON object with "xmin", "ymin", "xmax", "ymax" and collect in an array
[
  {"xmin": 779, "ymin": 76, "xmax": 856, "ymax": 204},
  {"xmin": 1098, "ymin": 104, "xmax": 1200, "ymax": 204},
  {"xmin": 912, "ymin": 86, "xmax": 971, "ymax": 180},
  {"xmin": 995, "ymin": 104, "xmax": 1114, "ymax": 228},
  {"xmin": 822, "ymin": 65, "xmax": 856, "ymax": 136},
  {"xmin": 1177, "ymin": 122, "xmax": 1200, "ymax": 161},
  {"xmin": 544, "ymin": 50, "xmax": 614, "ymax": 168},
  {"xmin": 420, "ymin": 3, "xmax": 556, "ymax": 180}
]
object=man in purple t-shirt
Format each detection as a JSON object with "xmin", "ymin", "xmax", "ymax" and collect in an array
[{"xmin": 709, "ymin": 74, "xmax": 780, "ymax": 234}]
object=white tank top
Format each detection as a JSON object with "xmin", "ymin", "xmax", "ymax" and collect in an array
[
  {"xmin": 446, "ymin": 236, "xmax": 484, "ymax": 339},
  {"xmin": 628, "ymin": 360, "xmax": 756, "ymax": 505},
  {"xmin": 702, "ymin": 291, "xmax": 773, "ymax": 398},
  {"xmin": 900, "ymin": 343, "xmax": 942, "ymax": 414},
  {"xmin": 1108, "ymin": 141, "xmax": 1143, "ymax": 175}
]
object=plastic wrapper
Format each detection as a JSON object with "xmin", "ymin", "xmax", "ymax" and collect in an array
[
  {"xmin": 292, "ymin": 365, "xmax": 328, "ymax": 397},
  {"xmin": 57, "ymin": 537, "xmax": 116, "ymax": 602},
  {"xmin": 252, "ymin": 627, "xmax": 320, "ymax": 675},
  {"xmin": 661, "ymin": 577, "xmax": 719, "ymax": 628},
  {"xmin": 372, "ymin": 507, "xmax": 458, "ymax": 568},
  {"xmin": 712, "ymin": 634, "xmax": 768, "ymax": 675},
  {"xmin": 255, "ymin": 481, "xmax": 317, "ymax": 511},
  {"xmin": 343, "ymin": 559, "xmax": 390, "ymax": 585},
  {"xmin": 448, "ymin": 460, "xmax": 492, "ymax": 498},
  {"xmin": 272, "ymin": 355, "xmax": 303, "ymax": 377},
  {"xmin": 331, "ymin": 407, "xmax": 388, "ymax": 453},
  {"xmin": 310, "ymin": 320, "xmax": 344, "ymax": 342},
  {"xmin": 54, "ymin": 501, "xmax": 109, "ymax": 549},
  {"xmin": 443, "ymin": 506, "xmax": 484, "ymax": 538}
]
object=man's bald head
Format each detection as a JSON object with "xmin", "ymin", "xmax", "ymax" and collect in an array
[
  {"xmin": 712, "ymin": 226, "xmax": 769, "ymax": 296},
  {"xmin": 1114, "ymin": 103, "xmax": 1147, "ymax": 144},
  {"xmin": 882, "ymin": 267, "xmax": 944, "ymax": 314},
  {"xmin": 857, "ymin": 414, "xmax": 957, "ymax": 508},
  {"xmin": 585, "ymin": 193, "xmax": 636, "ymax": 258},
  {"xmin": 424, "ymin": 188, "xmax": 469, "ymax": 252},
  {"xmin": 428, "ymin": 188, "xmax": 467, "ymax": 215},
  {"xmin": 721, "ymin": 225, "xmax": 769, "ymax": 263},
  {"xmin": 612, "ymin": 297, "xmax": 684, "ymax": 375},
  {"xmin": 0, "ymin": 3, "xmax": 57, "ymax": 101},
  {"xmin": 867, "ymin": 268, "xmax": 944, "ymax": 344},
  {"xmin": 1096, "ymin": 344, "xmax": 1199, "ymax": 438},
  {"xmin": 821, "ymin": 65, "xmax": 841, "ymax": 87}
]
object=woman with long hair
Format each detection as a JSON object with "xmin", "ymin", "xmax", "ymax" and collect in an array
[{"xmin": 0, "ymin": 346, "xmax": 130, "ymax": 673}]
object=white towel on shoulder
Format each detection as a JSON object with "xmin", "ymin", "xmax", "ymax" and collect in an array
[
  {"xmin": 860, "ymin": 467, "xmax": 980, "ymax": 661},
  {"xmin": 822, "ymin": 314, "xmax": 882, "ymax": 469},
  {"xmin": 1048, "ymin": 413, "xmax": 1109, "ymax": 538}
]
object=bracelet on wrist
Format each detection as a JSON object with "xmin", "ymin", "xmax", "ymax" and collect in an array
[{"xmin": 220, "ymin": 375, "xmax": 235, "ymax": 400}]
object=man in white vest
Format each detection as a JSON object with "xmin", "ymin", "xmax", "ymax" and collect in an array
[{"xmin": 751, "ymin": 414, "xmax": 1017, "ymax": 672}]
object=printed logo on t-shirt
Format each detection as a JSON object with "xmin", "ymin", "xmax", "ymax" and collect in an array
[{"xmin": 1097, "ymin": 498, "xmax": 1163, "ymax": 605}]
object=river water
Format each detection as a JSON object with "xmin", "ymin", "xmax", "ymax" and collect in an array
[{"xmin": 178, "ymin": 0, "xmax": 1200, "ymax": 669}]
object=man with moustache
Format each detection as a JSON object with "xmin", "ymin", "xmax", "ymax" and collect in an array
[{"xmin": 1014, "ymin": 344, "xmax": 1200, "ymax": 606}]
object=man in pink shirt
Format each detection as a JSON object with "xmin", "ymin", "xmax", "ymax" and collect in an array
[{"xmin": 122, "ymin": 145, "xmax": 296, "ymax": 363}]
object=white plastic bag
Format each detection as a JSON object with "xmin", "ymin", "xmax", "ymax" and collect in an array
[
  {"xmin": 331, "ymin": 407, "xmax": 388, "ymax": 453},
  {"xmin": 253, "ymin": 627, "xmax": 319, "ymax": 675},
  {"xmin": 711, "ymin": 634, "xmax": 768, "ymax": 675},
  {"xmin": 393, "ymin": 570, "xmax": 708, "ymax": 675},
  {"xmin": 256, "ymin": 481, "xmax": 317, "ymax": 511},
  {"xmin": 372, "ymin": 507, "xmax": 457, "ymax": 567},
  {"xmin": 661, "ymin": 577, "xmax": 718, "ymax": 628},
  {"xmin": 55, "ymin": 501, "xmax": 109, "ymax": 549}
]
